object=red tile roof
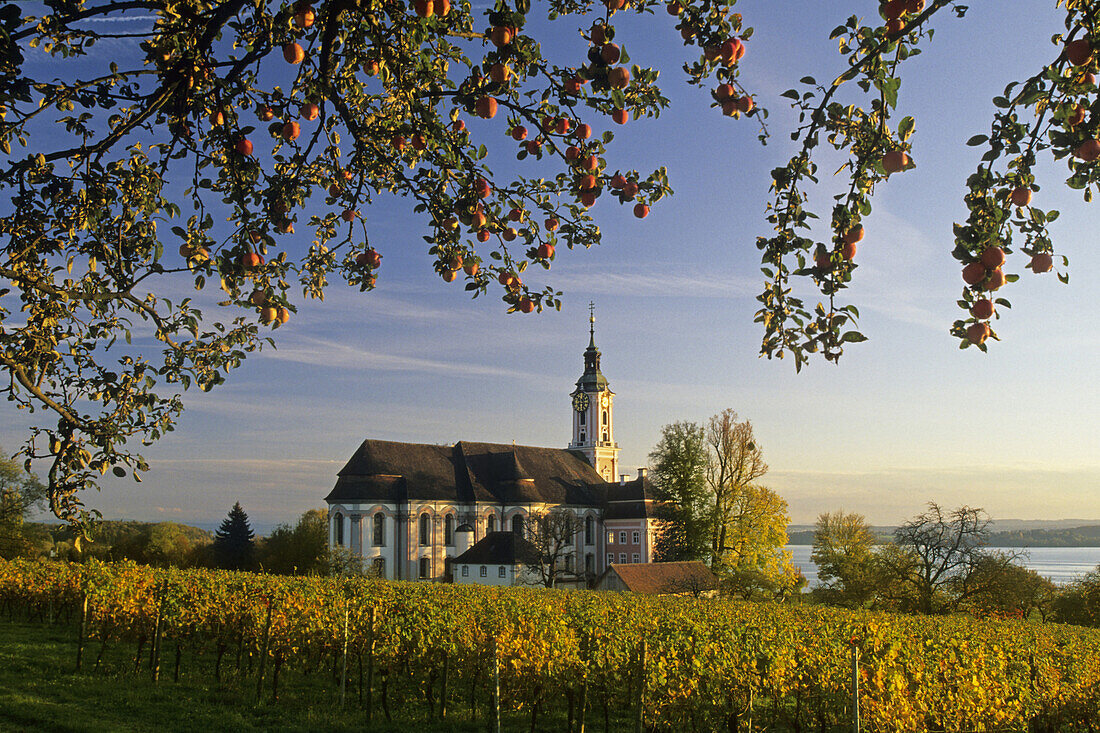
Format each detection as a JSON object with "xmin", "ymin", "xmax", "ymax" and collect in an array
[{"xmin": 600, "ymin": 561, "xmax": 717, "ymax": 595}]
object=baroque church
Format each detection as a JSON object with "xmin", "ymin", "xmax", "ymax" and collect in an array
[{"xmin": 324, "ymin": 311, "xmax": 658, "ymax": 584}]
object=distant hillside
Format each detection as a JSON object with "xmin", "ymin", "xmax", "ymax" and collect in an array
[
  {"xmin": 987, "ymin": 525, "xmax": 1100, "ymax": 547},
  {"xmin": 787, "ymin": 526, "xmax": 894, "ymax": 546},
  {"xmin": 788, "ymin": 523, "xmax": 1100, "ymax": 547}
]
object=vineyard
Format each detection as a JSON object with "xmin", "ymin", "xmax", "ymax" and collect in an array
[{"xmin": 2, "ymin": 558, "xmax": 1100, "ymax": 732}]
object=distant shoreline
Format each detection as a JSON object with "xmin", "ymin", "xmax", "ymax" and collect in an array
[{"xmin": 788, "ymin": 523, "xmax": 1100, "ymax": 548}]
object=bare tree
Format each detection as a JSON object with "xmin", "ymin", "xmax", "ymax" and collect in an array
[
  {"xmin": 527, "ymin": 509, "xmax": 584, "ymax": 588},
  {"xmin": 880, "ymin": 503, "xmax": 1022, "ymax": 614},
  {"xmin": 705, "ymin": 409, "xmax": 768, "ymax": 566}
]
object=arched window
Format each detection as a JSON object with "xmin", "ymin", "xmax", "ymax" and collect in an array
[
  {"xmin": 419, "ymin": 512, "xmax": 431, "ymax": 546},
  {"xmin": 585, "ymin": 553, "xmax": 594, "ymax": 574},
  {"xmin": 445, "ymin": 515, "xmax": 455, "ymax": 546},
  {"xmin": 602, "ymin": 409, "xmax": 608, "ymax": 425},
  {"xmin": 511, "ymin": 515, "xmax": 524, "ymax": 537},
  {"xmin": 487, "ymin": 515, "xmax": 497, "ymax": 533},
  {"xmin": 579, "ymin": 411, "xmax": 585, "ymax": 425},
  {"xmin": 373, "ymin": 512, "xmax": 385, "ymax": 546},
  {"xmin": 585, "ymin": 516, "xmax": 594, "ymax": 546},
  {"xmin": 333, "ymin": 512, "xmax": 344, "ymax": 546}
]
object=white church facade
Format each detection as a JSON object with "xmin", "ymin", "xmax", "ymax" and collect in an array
[{"xmin": 324, "ymin": 313, "xmax": 658, "ymax": 584}]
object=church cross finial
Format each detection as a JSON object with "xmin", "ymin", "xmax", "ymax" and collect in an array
[{"xmin": 588, "ymin": 302, "xmax": 595, "ymax": 345}]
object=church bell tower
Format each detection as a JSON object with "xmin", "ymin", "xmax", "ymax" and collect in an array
[{"xmin": 569, "ymin": 304, "xmax": 619, "ymax": 482}]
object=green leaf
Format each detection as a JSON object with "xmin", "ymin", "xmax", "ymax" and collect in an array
[{"xmin": 965, "ymin": 135, "xmax": 988, "ymax": 146}]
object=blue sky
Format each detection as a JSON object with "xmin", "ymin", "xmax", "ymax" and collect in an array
[{"xmin": 6, "ymin": 1, "xmax": 1100, "ymax": 531}]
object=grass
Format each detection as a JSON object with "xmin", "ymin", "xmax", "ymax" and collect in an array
[{"xmin": 0, "ymin": 620, "xmax": 554, "ymax": 732}]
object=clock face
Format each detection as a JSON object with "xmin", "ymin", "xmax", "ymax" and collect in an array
[
  {"xmin": 600, "ymin": 393, "xmax": 610, "ymax": 408},
  {"xmin": 572, "ymin": 392, "xmax": 590, "ymax": 412}
]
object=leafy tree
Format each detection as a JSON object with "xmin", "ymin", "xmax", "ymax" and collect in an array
[
  {"xmin": 650, "ymin": 410, "xmax": 799, "ymax": 598},
  {"xmin": 810, "ymin": 510, "xmax": 878, "ymax": 608},
  {"xmin": 647, "ymin": 420, "xmax": 709, "ymax": 562},
  {"xmin": 257, "ymin": 508, "xmax": 329, "ymax": 575},
  {"xmin": 212, "ymin": 501, "xmax": 255, "ymax": 571},
  {"xmin": 5, "ymin": 1, "xmax": 1098, "ymax": 524},
  {"xmin": 1053, "ymin": 565, "xmax": 1100, "ymax": 627},
  {"xmin": 717, "ymin": 482, "xmax": 804, "ymax": 600},
  {"xmin": 0, "ymin": 448, "xmax": 48, "ymax": 558},
  {"xmin": 963, "ymin": 554, "xmax": 1058, "ymax": 621}
]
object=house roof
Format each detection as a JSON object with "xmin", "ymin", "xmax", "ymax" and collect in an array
[
  {"xmin": 326, "ymin": 439, "xmax": 611, "ymax": 506},
  {"xmin": 599, "ymin": 561, "xmax": 718, "ymax": 595},
  {"xmin": 454, "ymin": 531, "xmax": 542, "ymax": 565}
]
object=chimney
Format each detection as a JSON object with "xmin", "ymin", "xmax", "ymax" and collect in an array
[
  {"xmin": 619, "ymin": 474, "xmax": 627, "ymax": 485},
  {"xmin": 637, "ymin": 467, "xmax": 647, "ymax": 479}
]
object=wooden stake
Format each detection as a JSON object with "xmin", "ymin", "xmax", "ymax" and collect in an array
[
  {"xmin": 634, "ymin": 640, "xmax": 647, "ymax": 733},
  {"xmin": 340, "ymin": 604, "xmax": 349, "ymax": 708},
  {"xmin": 851, "ymin": 642, "xmax": 860, "ymax": 733},
  {"xmin": 75, "ymin": 593, "xmax": 88, "ymax": 672},
  {"xmin": 492, "ymin": 638, "xmax": 501, "ymax": 733},
  {"xmin": 255, "ymin": 595, "xmax": 273, "ymax": 705}
]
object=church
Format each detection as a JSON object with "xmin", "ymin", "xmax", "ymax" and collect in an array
[{"xmin": 324, "ymin": 311, "xmax": 659, "ymax": 584}]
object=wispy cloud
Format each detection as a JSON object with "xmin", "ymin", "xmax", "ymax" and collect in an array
[
  {"xmin": 259, "ymin": 333, "xmax": 544, "ymax": 381},
  {"xmin": 550, "ymin": 266, "xmax": 758, "ymax": 299}
]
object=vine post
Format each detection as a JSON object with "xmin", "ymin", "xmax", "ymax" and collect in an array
[
  {"xmin": 340, "ymin": 602, "xmax": 349, "ymax": 708},
  {"xmin": 75, "ymin": 592, "xmax": 88, "ymax": 672},
  {"xmin": 634, "ymin": 639, "xmax": 647, "ymax": 733},
  {"xmin": 255, "ymin": 595, "xmax": 274, "ymax": 705},
  {"xmin": 366, "ymin": 606, "xmax": 376, "ymax": 722},
  {"xmin": 850, "ymin": 641, "xmax": 860, "ymax": 733},
  {"xmin": 492, "ymin": 637, "xmax": 501, "ymax": 733}
]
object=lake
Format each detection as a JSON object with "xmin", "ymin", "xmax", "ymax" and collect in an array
[{"xmin": 787, "ymin": 545, "xmax": 1100, "ymax": 588}]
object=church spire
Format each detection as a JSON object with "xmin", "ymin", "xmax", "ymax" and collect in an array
[
  {"xmin": 588, "ymin": 301, "xmax": 596, "ymax": 348},
  {"xmin": 583, "ymin": 302, "xmax": 603, "ymax": 377},
  {"xmin": 570, "ymin": 303, "xmax": 618, "ymax": 481}
]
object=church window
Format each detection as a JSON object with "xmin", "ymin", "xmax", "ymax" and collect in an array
[
  {"xmin": 498, "ymin": 566, "xmax": 506, "ymax": 578},
  {"xmin": 419, "ymin": 557, "xmax": 431, "ymax": 579},
  {"xmin": 511, "ymin": 515, "xmax": 524, "ymax": 537},
  {"xmin": 632, "ymin": 553, "xmax": 640, "ymax": 564},
  {"xmin": 372, "ymin": 558, "xmax": 385, "ymax": 576},
  {"xmin": 632, "ymin": 530, "xmax": 640, "ymax": 545},
  {"xmin": 580, "ymin": 431, "xmax": 586, "ymax": 442},
  {"xmin": 565, "ymin": 554, "xmax": 574, "ymax": 572},
  {"xmin": 602, "ymin": 410, "xmax": 607, "ymax": 425},
  {"xmin": 619, "ymin": 531, "xmax": 628, "ymax": 544},
  {"xmin": 579, "ymin": 411, "xmax": 585, "ymax": 425},
  {"xmin": 333, "ymin": 513, "xmax": 344, "ymax": 546},
  {"xmin": 373, "ymin": 512, "xmax": 385, "ymax": 546},
  {"xmin": 487, "ymin": 515, "xmax": 497, "ymax": 533},
  {"xmin": 445, "ymin": 515, "xmax": 455, "ymax": 546},
  {"xmin": 585, "ymin": 553, "xmax": 594, "ymax": 573},
  {"xmin": 419, "ymin": 513, "xmax": 431, "ymax": 546},
  {"xmin": 619, "ymin": 552, "xmax": 627, "ymax": 563},
  {"xmin": 480, "ymin": 566, "xmax": 487, "ymax": 578},
  {"xmin": 462, "ymin": 565, "xmax": 469, "ymax": 577},
  {"xmin": 585, "ymin": 516, "xmax": 594, "ymax": 545}
]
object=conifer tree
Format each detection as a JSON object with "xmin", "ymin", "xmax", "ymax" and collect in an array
[{"xmin": 213, "ymin": 502, "xmax": 255, "ymax": 571}]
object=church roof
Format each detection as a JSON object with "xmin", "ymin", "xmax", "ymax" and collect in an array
[
  {"xmin": 326, "ymin": 439, "xmax": 607, "ymax": 506},
  {"xmin": 453, "ymin": 531, "xmax": 542, "ymax": 566},
  {"xmin": 604, "ymin": 476, "xmax": 656, "ymax": 519}
]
